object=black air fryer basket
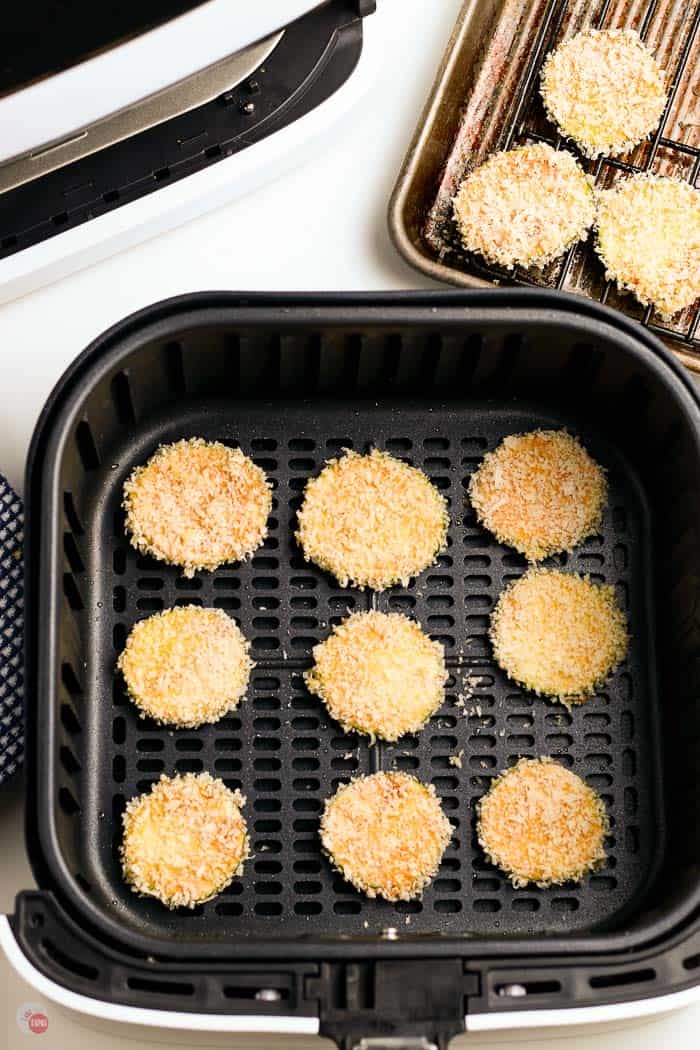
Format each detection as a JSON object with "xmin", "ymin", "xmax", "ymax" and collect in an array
[{"xmin": 12, "ymin": 291, "xmax": 700, "ymax": 1046}]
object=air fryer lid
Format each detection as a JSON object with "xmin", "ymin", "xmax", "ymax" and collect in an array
[
  {"xmin": 1, "ymin": 1, "xmax": 323, "ymax": 97},
  {"xmin": 0, "ymin": 0, "xmax": 339, "ymax": 168},
  {"xmin": 206, "ymin": 1, "xmax": 340, "ymax": 53}
]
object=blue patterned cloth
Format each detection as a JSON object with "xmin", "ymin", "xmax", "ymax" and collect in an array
[{"xmin": 0, "ymin": 474, "xmax": 23, "ymax": 785}]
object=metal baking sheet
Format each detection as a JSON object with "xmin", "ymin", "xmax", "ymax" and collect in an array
[{"xmin": 389, "ymin": 0, "xmax": 700, "ymax": 373}]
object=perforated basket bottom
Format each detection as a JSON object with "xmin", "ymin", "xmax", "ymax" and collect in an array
[{"xmin": 69, "ymin": 399, "xmax": 661, "ymax": 943}]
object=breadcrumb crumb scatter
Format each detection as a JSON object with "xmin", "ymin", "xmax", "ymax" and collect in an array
[
  {"xmin": 121, "ymin": 773, "xmax": 249, "ymax": 908},
  {"xmin": 477, "ymin": 757, "xmax": 609, "ymax": 887},
  {"xmin": 118, "ymin": 606, "xmax": 252, "ymax": 728},
  {"xmin": 296, "ymin": 448, "xmax": 449, "ymax": 590},
  {"xmin": 490, "ymin": 569, "xmax": 628, "ymax": 704},
  {"xmin": 123, "ymin": 438, "xmax": 272, "ymax": 576},
  {"xmin": 305, "ymin": 611, "xmax": 447, "ymax": 741},
  {"xmin": 595, "ymin": 174, "xmax": 700, "ymax": 319},
  {"xmin": 469, "ymin": 429, "xmax": 607, "ymax": 562},
  {"xmin": 452, "ymin": 143, "xmax": 595, "ymax": 270},
  {"xmin": 320, "ymin": 772, "xmax": 452, "ymax": 901},
  {"xmin": 540, "ymin": 28, "xmax": 667, "ymax": 158}
]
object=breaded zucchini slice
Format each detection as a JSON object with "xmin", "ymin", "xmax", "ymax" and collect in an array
[
  {"xmin": 118, "ymin": 605, "xmax": 252, "ymax": 728},
  {"xmin": 305, "ymin": 611, "xmax": 447, "ymax": 741},
  {"xmin": 490, "ymin": 569, "xmax": 628, "ymax": 704},
  {"xmin": 477, "ymin": 757, "xmax": 608, "ymax": 887},
  {"xmin": 123, "ymin": 438, "xmax": 271, "ymax": 576},
  {"xmin": 468, "ymin": 429, "xmax": 607, "ymax": 562},
  {"xmin": 320, "ymin": 772, "xmax": 452, "ymax": 901},
  {"xmin": 541, "ymin": 28, "xmax": 666, "ymax": 158},
  {"xmin": 595, "ymin": 173, "xmax": 700, "ymax": 319},
  {"xmin": 296, "ymin": 449, "xmax": 449, "ymax": 590},
  {"xmin": 452, "ymin": 143, "xmax": 595, "ymax": 270},
  {"xmin": 121, "ymin": 772, "xmax": 249, "ymax": 908}
]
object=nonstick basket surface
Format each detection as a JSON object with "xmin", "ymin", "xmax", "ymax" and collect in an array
[
  {"xmin": 26, "ymin": 292, "xmax": 700, "ymax": 962},
  {"xmin": 94, "ymin": 402, "xmax": 658, "ymax": 943}
]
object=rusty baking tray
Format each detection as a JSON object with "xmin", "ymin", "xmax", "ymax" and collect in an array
[{"xmin": 389, "ymin": 0, "xmax": 700, "ymax": 373}]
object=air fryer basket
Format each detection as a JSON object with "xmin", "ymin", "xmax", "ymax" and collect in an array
[{"xmin": 17, "ymin": 292, "xmax": 700, "ymax": 1037}]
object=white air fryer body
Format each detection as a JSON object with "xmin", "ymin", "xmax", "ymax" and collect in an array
[
  {"xmin": 3, "ymin": 914, "xmax": 700, "ymax": 1039},
  {"xmin": 0, "ymin": 0, "xmax": 382, "ymax": 304},
  {"xmin": 3, "ymin": 5, "xmax": 699, "ymax": 1044},
  {"xmin": 0, "ymin": 1, "xmax": 323, "ymax": 166}
]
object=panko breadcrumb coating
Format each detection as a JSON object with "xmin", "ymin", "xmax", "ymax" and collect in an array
[
  {"xmin": 320, "ymin": 772, "xmax": 452, "ymax": 901},
  {"xmin": 477, "ymin": 757, "xmax": 609, "ymax": 887},
  {"xmin": 118, "ymin": 606, "xmax": 252, "ymax": 728},
  {"xmin": 595, "ymin": 174, "xmax": 700, "ymax": 319},
  {"xmin": 305, "ymin": 611, "xmax": 447, "ymax": 741},
  {"xmin": 123, "ymin": 438, "xmax": 272, "ymax": 576},
  {"xmin": 540, "ymin": 28, "xmax": 667, "ymax": 158},
  {"xmin": 491, "ymin": 570, "xmax": 629, "ymax": 704},
  {"xmin": 121, "ymin": 773, "xmax": 249, "ymax": 909},
  {"xmin": 452, "ymin": 143, "xmax": 595, "ymax": 270},
  {"xmin": 296, "ymin": 449, "xmax": 449, "ymax": 590},
  {"xmin": 469, "ymin": 430, "xmax": 607, "ymax": 562}
]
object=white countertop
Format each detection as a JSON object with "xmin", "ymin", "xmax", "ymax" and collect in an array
[{"xmin": 0, "ymin": 0, "xmax": 698, "ymax": 1045}]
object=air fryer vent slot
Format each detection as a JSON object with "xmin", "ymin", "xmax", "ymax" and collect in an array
[
  {"xmin": 126, "ymin": 976, "xmax": 195, "ymax": 996},
  {"xmin": 42, "ymin": 937, "xmax": 98, "ymax": 981},
  {"xmin": 589, "ymin": 968, "xmax": 656, "ymax": 989}
]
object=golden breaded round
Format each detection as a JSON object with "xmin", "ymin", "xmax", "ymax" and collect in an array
[
  {"xmin": 452, "ymin": 143, "xmax": 595, "ymax": 270},
  {"xmin": 320, "ymin": 772, "xmax": 452, "ymax": 901},
  {"xmin": 305, "ymin": 611, "xmax": 447, "ymax": 741},
  {"xmin": 540, "ymin": 28, "xmax": 667, "ymax": 158},
  {"xmin": 595, "ymin": 174, "xmax": 700, "ymax": 319},
  {"xmin": 121, "ymin": 773, "xmax": 249, "ymax": 908},
  {"xmin": 490, "ymin": 570, "xmax": 629, "ymax": 704},
  {"xmin": 123, "ymin": 438, "xmax": 271, "ymax": 576},
  {"xmin": 469, "ymin": 429, "xmax": 607, "ymax": 561},
  {"xmin": 296, "ymin": 449, "xmax": 449, "ymax": 590},
  {"xmin": 118, "ymin": 606, "xmax": 252, "ymax": 728},
  {"xmin": 477, "ymin": 757, "xmax": 608, "ymax": 887}
]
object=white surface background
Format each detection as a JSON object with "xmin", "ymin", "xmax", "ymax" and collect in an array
[{"xmin": 0, "ymin": 0, "xmax": 698, "ymax": 1046}]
